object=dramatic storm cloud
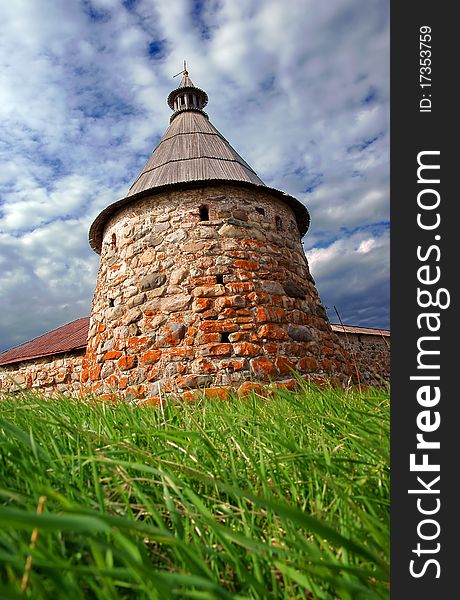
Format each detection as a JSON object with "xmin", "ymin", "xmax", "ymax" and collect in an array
[{"xmin": 0, "ymin": 0, "xmax": 389, "ymax": 352}]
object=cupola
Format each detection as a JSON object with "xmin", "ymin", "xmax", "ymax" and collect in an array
[{"xmin": 167, "ymin": 62, "xmax": 209, "ymax": 122}]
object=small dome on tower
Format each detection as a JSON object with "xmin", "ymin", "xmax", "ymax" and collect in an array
[{"xmin": 167, "ymin": 64, "xmax": 208, "ymax": 120}]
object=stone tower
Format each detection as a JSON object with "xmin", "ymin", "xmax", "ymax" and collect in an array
[{"xmin": 82, "ymin": 68, "xmax": 351, "ymax": 401}]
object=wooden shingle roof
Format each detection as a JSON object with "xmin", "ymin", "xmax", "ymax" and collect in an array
[{"xmin": 127, "ymin": 111, "xmax": 265, "ymax": 196}]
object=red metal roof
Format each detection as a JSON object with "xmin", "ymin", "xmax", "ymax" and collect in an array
[
  {"xmin": 0, "ymin": 316, "xmax": 390, "ymax": 368},
  {"xmin": 0, "ymin": 317, "xmax": 90, "ymax": 366}
]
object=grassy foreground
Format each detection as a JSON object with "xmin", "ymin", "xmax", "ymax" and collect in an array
[{"xmin": 0, "ymin": 385, "xmax": 389, "ymax": 599}]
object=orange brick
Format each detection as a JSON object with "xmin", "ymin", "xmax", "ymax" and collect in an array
[
  {"xmin": 250, "ymin": 357, "xmax": 277, "ymax": 379},
  {"xmin": 127, "ymin": 336, "xmax": 150, "ymax": 351},
  {"xmin": 214, "ymin": 295, "xmax": 246, "ymax": 309},
  {"xmin": 269, "ymin": 379, "xmax": 298, "ymax": 392},
  {"xmin": 274, "ymin": 356, "xmax": 296, "ymax": 375},
  {"xmin": 257, "ymin": 324, "xmax": 288, "ymax": 340},
  {"xmin": 234, "ymin": 259, "xmax": 259, "ymax": 271},
  {"xmin": 248, "ymin": 291, "xmax": 273, "ymax": 305},
  {"xmin": 105, "ymin": 375, "xmax": 119, "ymax": 388},
  {"xmin": 235, "ymin": 316, "xmax": 253, "ymax": 323},
  {"xmin": 125, "ymin": 385, "xmax": 146, "ymax": 399},
  {"xmin": 146, "ymin": 367, "xmax": 161, "ymax": 382},
  {"xmin": 225, "ymin": 282, "xmax": 255, "ymax": 293},
  {"xmin": 200, "ymin": 321, "xmax": 238, "ymax": 333},
  {"xmin": 99, "ymin": 393, "xmax": 117, "ymax": 402},
  {"xmin": 219, "ymin": 358, "xmax": 246, "ymax": 371},
  {"xmin": 206, "ymin": 343, "xmax": 233, "ymax": 356},
  {"xmin": 321, "ymin": 345, "xmax": 335, "ymax": 357},
  {"xmin": 204, "ymin": 387, "xmax": 231, "ymax": 400},
  {"xmin": 261, "ymin": 342, "xmax": 279, "ymax": 353},
  {"xmin": 166, "ymin": 347, "xmax": 195, "ymax": 359},
  {"xmin": 321, "ymin": 358, "xmax": 334, "ymax": 373},
  {"xmin": 196, "ymin": 333, "xmax": 221, "ymax": 344},
  {"xmin": 117, "ymin": 355, "xmax": 137, "ymax": 370},
  {"xmin": 89, "ymin": 365, "xmax": 102, "ymax": 381},
  {"xmin": 237, "ymin": 382, "xmax": 266, "ymax": 397},
  {"xmin": 140, "ymin": 350, "xmax": 161, "ymax": 364},
  {"xmin": 298, "ymin": 356, "xmax": 319, "ymax": 372},
  {"xmin": 192, "ymin": 298, "xmax": 214, "ymax": 312},
  {"xmin": 192, "ymin": 357, "xmax": 218, "ymax": 374},
  {"xmin": 234, "ymin": 342, "xmax": 260, "ymax": 357},
  {"xmin": 191, "ymin": 276, "xmax": 218, "ymax": 286},
  {"xmin": 104, "ymin": 350, "xmax": 122, "ymax": 361},
  {"xmin": 255, "ymin": 306, "xmax": 286, "ymax": 323},
  {"xmin": 220, "ymin": 308, "xmax": 236, "ymax": 318},
  {"xmin": 137, "ymin": 396, "xmax": 162, "ymax": 407}
]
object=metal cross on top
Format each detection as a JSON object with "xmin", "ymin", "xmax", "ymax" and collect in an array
[{"xmin": 173, "ymin": 60, "xmax": 188, "ymax": 78}]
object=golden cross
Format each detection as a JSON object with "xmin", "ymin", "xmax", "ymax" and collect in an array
[{"xmin": 173, "ymin": 60, "xmax": 188, "ymax": 78}]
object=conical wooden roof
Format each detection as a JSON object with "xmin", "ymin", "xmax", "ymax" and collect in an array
[
  {"xmin": 88, "ymin": 70, "xmax": 310, "ymax": 253},
  {"xmin": 127, "ymin": 111, "xmax": 264, "ymax": 196}
]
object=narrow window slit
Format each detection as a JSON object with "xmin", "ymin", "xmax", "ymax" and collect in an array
[
  {"xmin": 199, "ymin": 205, "xmax": 209, "ymax": 221},
  {"xmin": 275, "ymin": 216, "xmax": 283, "ymax": 231},
  {"xmin": 256, "ymin": 207, "xmax": 265, "ymax": 216},
  {"xmin": 111, "ymin": 233, "xmax": 117, "ymax": 250},
  {"xmin": 216, "ymin": 274, "xmax": 224, "ymax": 284},
  {"xmin": 108, "ymin": 298, "xmax": 115, "ymax": 307},
  {"xmin": 221, "ymin": 332, "xmax": 231, "ymax": 343}
]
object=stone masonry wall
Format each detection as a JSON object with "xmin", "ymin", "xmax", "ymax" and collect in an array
[
  {"xmin": 335, "ymin": 331, "xmax": 390, "ymax": 386},
  {"xmin": 0, "ymin": 331, "xmax": 390, "ymax": 399},
  {"xmin": 83, "ymin": 184, "xmax": 353, "ymax": 401},
  {"xmin": 0, "ymin": 351, "xmax": 85, "ymax": 396}
]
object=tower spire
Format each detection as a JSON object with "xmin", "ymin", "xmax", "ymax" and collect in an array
[{"xmin": 167, "ymin": 62, "xmax": 208, "ymax": 122}]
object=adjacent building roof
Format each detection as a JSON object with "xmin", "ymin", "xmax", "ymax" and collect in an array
[
  {"xmin": 331, "ymin": 324, "xmax": 390, "ymax": 337},
  {"xmin": 0, "ymin": 317, "xmax": 89, "ymax": 366},
  {"xmin": 88, "ymin": 69, "xmax": 311, "ymax": 253},
  {"xmin": 0, "ymin": 317, "xmax": 389, "ymax": 367}
]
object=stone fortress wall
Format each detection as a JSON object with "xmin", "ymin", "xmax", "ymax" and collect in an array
[
  {"xmin": 0, "ymin": 351, "xmax": 85, "ymax": 397},
  {"xmin": 0, "ymin": 327, "xmax": 389, "ymax": 398}
]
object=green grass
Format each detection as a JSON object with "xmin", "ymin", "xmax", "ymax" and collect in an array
[{"xmin": 0, "ymin": 384, "xmax": 389, "ymax": 599}]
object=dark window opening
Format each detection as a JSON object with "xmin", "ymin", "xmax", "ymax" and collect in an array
[
  {"xmin": 199, "ymin": 205, "xmax": 209, "ymax": 221},
  {"xmin": 111, "ymin": 233, "xmax": 117, "ymax": 250},
  {"xmin": 216, "ymin": 274, "xmax": 224, "ymax": 284},
  {"xmin": 221, "ymin": 332, "xmax": 231, "ymax": 343},
  {"xmin": 180, "ymin": 95, "xmax": 185, "ymax": 106},
  {"xmin": 108, "ymin": 298, "xmax": 115, "ymax": 307},
  {"xmin": 256, "ymin": 207, "xmax": 265, "ymax": 216},
  {"xmin": 275, "ymin": 216, "xmax": 283, "ymax": 231}
]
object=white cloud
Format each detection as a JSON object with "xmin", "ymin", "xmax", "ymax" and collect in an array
[{"xmin": 307, "ymin": 228, "xmax": 389, "ymax": 328}]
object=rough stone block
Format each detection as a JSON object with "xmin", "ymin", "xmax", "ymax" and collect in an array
[
  {"xmin": 139, "ymin": 273, "xmax": 167, "ymax": 291},
  {"xmin": 192, "ymin": 285, "xmax": 226, "ymax": 298},
  {"xmin": 156, "ymin": 323, "xmax": 186, "ymax": 347},
  {"xmin": 287, "ymin": 325, "xmax": 315, "ymax": 342}
]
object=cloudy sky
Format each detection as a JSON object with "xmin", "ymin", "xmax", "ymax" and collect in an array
[{"xmin": 0, "ymin": 0, "xmax": 389, "ymax": 353}]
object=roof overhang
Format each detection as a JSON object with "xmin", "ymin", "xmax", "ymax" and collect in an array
[{"xmin": 88, "ymin": 180, "xmax": 311, "ymax": 254}]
